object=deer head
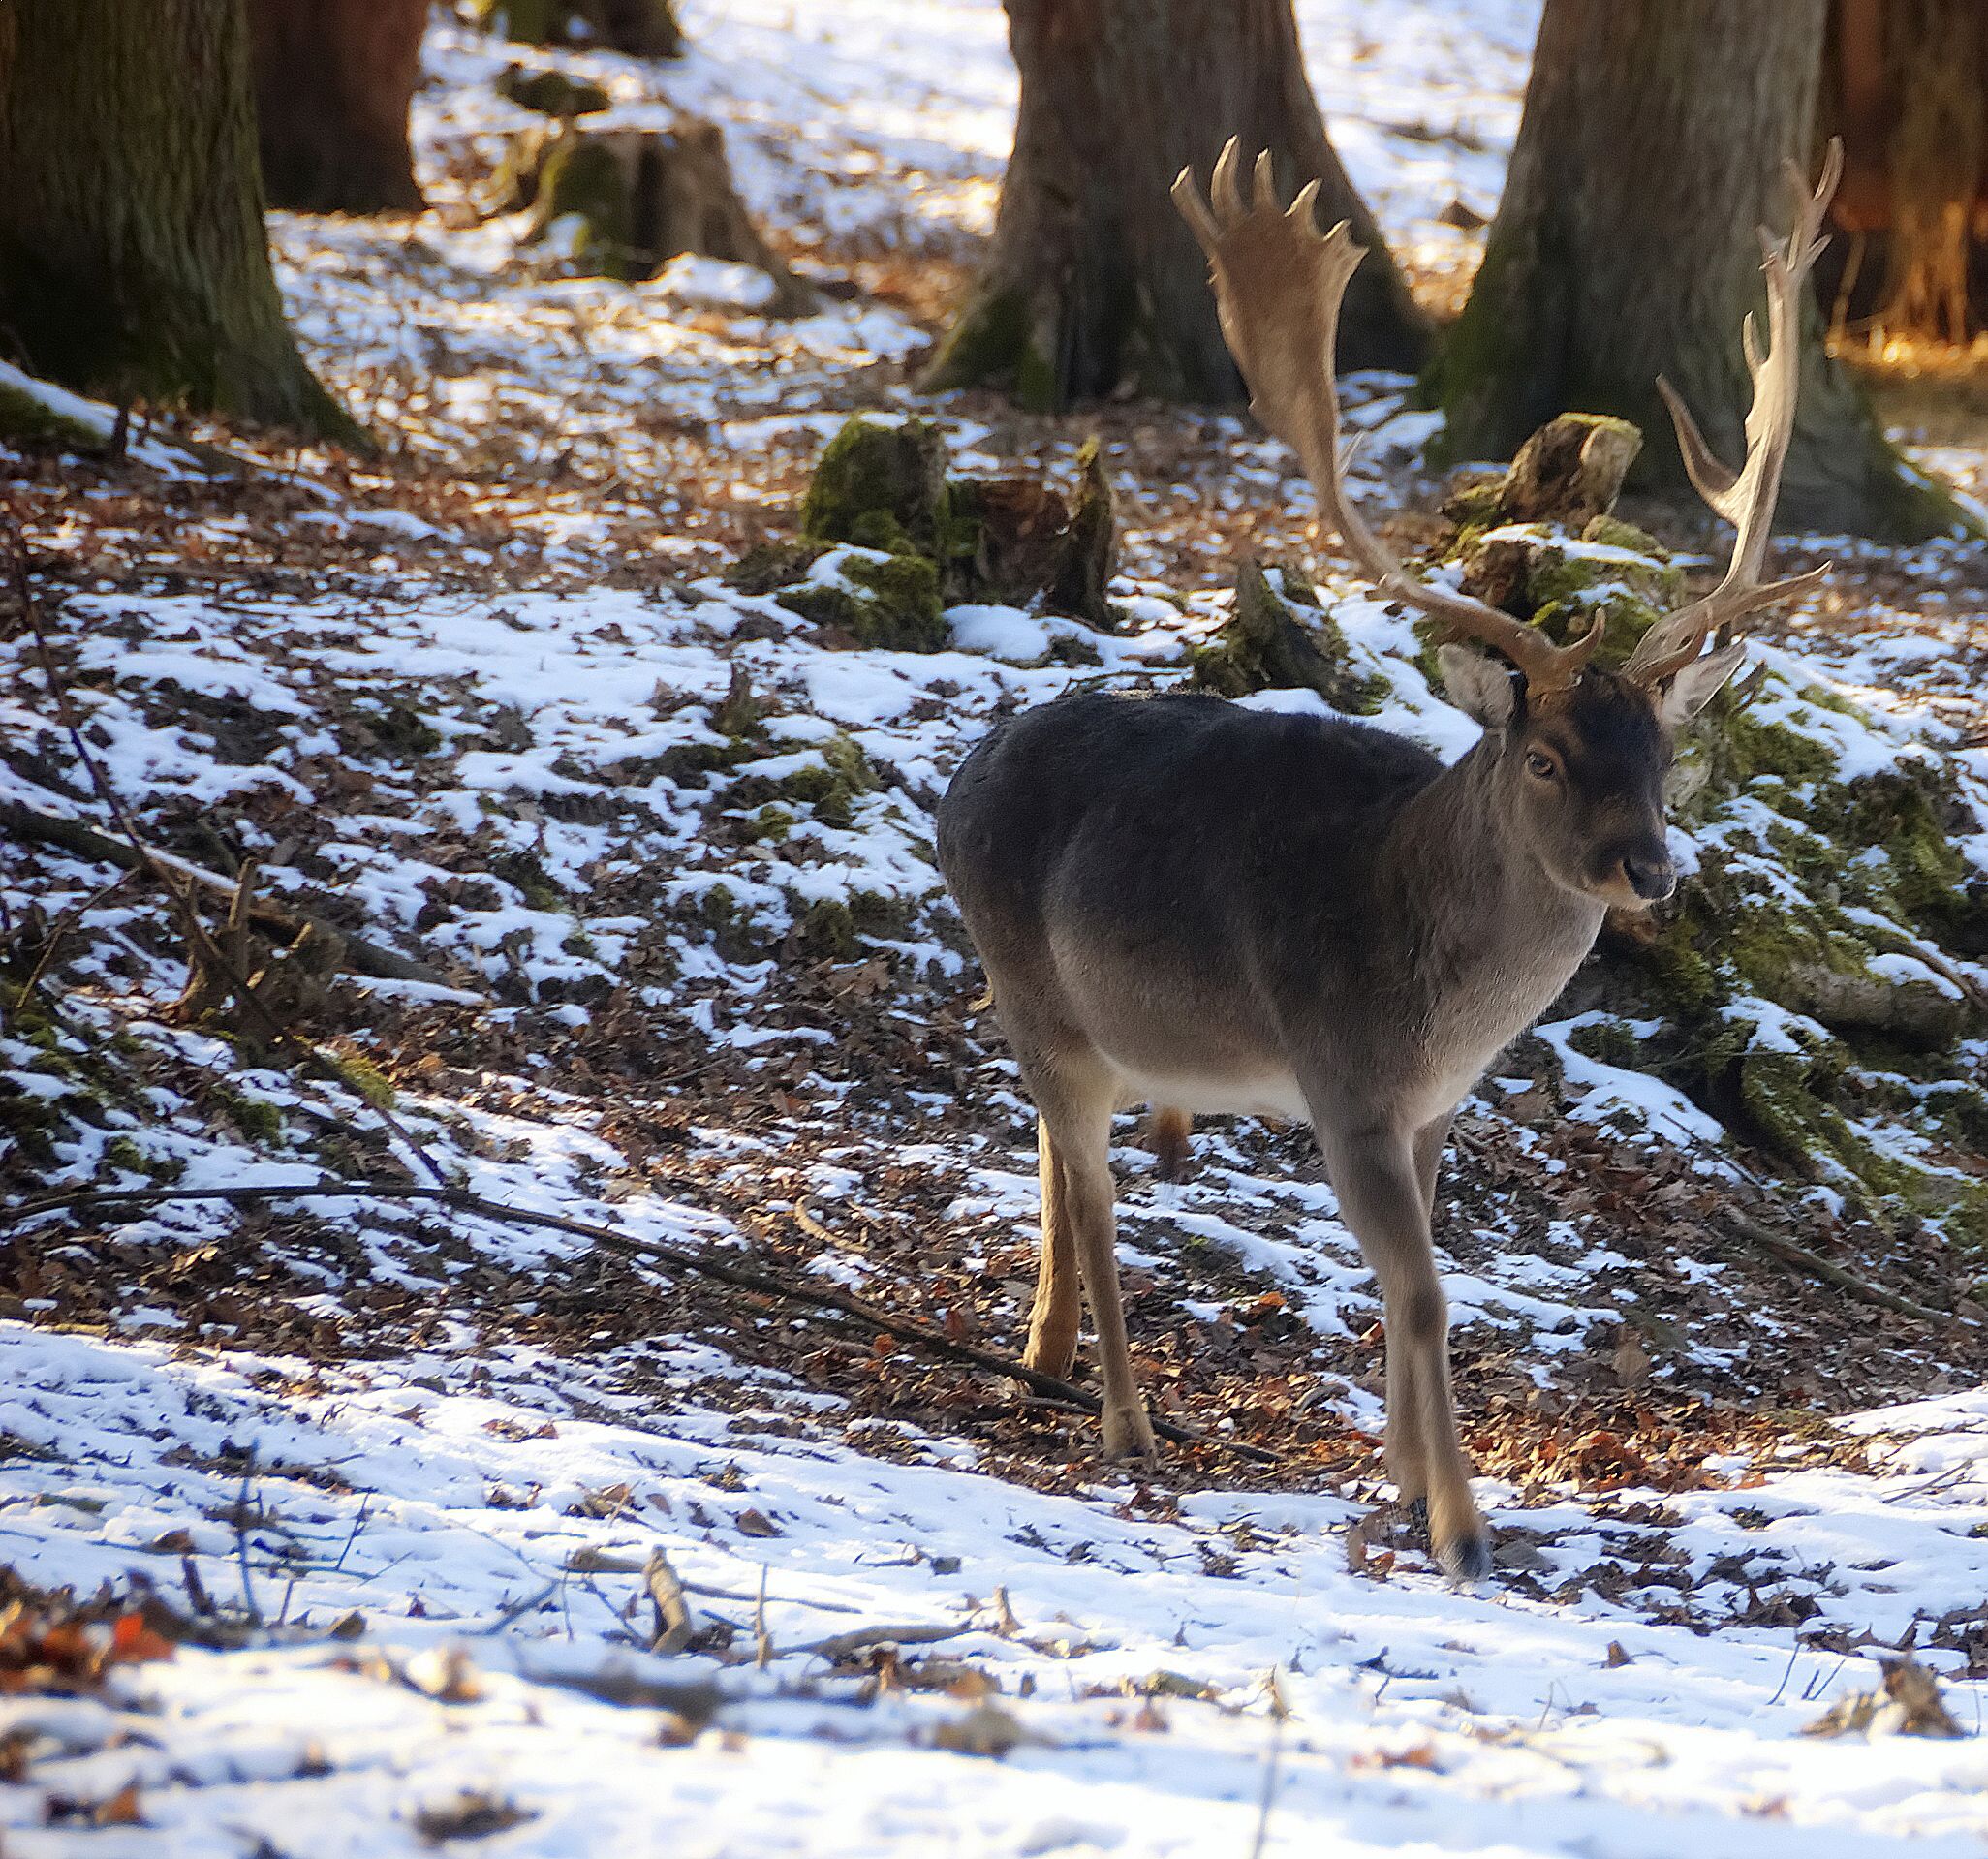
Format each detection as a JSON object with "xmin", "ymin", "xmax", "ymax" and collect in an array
[{"xmin": 1172, "ymin": 139, "xmax": 1838, "ymax": 912}]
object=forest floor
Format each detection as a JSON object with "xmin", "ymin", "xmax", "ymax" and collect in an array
[{"xmin": 5, "ymin": 3, "xmax": 1988, "ymax": 1854}]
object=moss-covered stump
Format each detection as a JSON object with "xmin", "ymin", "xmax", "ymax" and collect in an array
[
  {"xmin": 498, "ymin": 65, "xmax": 610, "ymax": 117},
  {"xmin": 948, "ymin": 438, "xmax": 1118, "ymax": 627},
  {"xmin": 525, "ymin": 121, "xmax": 811, "ymax": 311},
  {"xmin": 1192, "ymin": 560, "xmax": 1385, "ymax": 714},
  {"xmin": 775, "ymin": 546, "xmax": 947, "ymax": 652},
  {"xmin": 476, "ymin": 0, "xmax": 684, "ymax": 58},
  {"xmin": 802, "ymin": 418, "xmax": 957, "ymax": 560},
  {"xmin": 792, "ymin": 416, "xmax": 1122, "ymax": 629},
  {"xmin": 1455, "ymin": 518, "xmax": 1684, "ymax": 668}
]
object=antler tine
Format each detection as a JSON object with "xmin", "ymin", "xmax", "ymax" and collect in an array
[
  {"xmin": 1626, "ymin": 139, "xmax": 1843, "ymax": 686},
  {"xmin": 1172, "ymin": 138, "xmax": 1602, "ymax": 699}
]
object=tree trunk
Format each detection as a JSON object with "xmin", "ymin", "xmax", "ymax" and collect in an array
[
  {"xmin": 249, "ymin": 0, "xmax": 428, "ymax": 215},
  {"xmin": 0, "ymin": 0, "xmax": 357, "ymax": 441},
  {"xmin": 925, "ymin": 0, "xmax": 1429, "ymax": 411},
  {"xmin": 1426, "ymin": 0, "xmax": 1959, "ymax": 542},
  {"xmin": 1817, "ymin": 0, "xmax": 1988, "ymax": 344}
]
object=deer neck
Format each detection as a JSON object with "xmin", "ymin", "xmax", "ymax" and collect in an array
[{"xmin": 1381, "ymin": 741, "xmax": 1605, "ymax": 1030}]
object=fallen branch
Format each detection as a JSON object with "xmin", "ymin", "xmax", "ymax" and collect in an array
[
  {"xmin": 1722, "ymin": 1212, "xmax": 1963, "ymax": 1328},
  {"xmin": 3, "ymin": 1177, "xmax": 1282, "ymax": 1466},
  {"xmin": 0, "ymin": 797, "xmax": 462, "ymax": 991},
  {"xmin": 796, "ymin": 1622, "xmax": 965, "ymax": 1660}
]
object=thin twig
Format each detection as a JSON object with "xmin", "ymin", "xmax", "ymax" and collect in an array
[
  {"xmin": 2, "ymin": 1177, "xmax": 1282, "ymax": 1464},
  {"xmin": 1721, "ymin": 1212, "xmax": 1961, "ymax": 1327}
]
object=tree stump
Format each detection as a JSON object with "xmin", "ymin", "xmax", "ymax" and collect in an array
[
  {"xmin": 524, "ymin": 121, "xmax": 812, "ymax": 311},
  {"xmin": 475, "ymin": 0, "xmax": 684, "ymax": 58}
]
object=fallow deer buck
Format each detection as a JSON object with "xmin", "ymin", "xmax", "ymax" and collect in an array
[{"xmin": 936, "ymin": 139, "xmax": 1838, "ymax": 1578}]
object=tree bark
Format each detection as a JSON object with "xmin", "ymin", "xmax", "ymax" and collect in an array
[
  {"xmin": 0, "ymin": 0, "xmax": 357, "ymax": 441},
  {"xmin": 1818, "ymin": 0, "xmax": 1988, "ymax": 344},
  {"xmin": 249, "ymin": 0, "xmax": 428, "ymax": 216},
  {"xmin": 1426, "ymin": 0, "xmax": 1960, "ymax": 542},
  {"xmin": 925, "ymin": 0, "xmax": 1429, "ymax": 411}
]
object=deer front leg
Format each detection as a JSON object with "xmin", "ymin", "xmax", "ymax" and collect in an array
[
  {"xmin": 1022, "ymin": 1118, "xmax": 1080, "ymax": 1380},
  {"xmin": 1318, "ymin": 1121, "xmax": 1490, "ymax": 1581}
]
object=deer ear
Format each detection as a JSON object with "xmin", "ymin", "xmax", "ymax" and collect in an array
[
  {"xmin": 1660, "ymin": 641, "xmax": 1747, "ymax": 727},
  {"xmin": 1438, "ymin": 644, "xmax": 1516, "ymax": 728}
]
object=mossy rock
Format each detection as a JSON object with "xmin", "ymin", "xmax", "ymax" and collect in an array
[
  {"xmin": 1192, "ymin": 559, "xmax": 1386, "ymax": 714},
  {"xmin": 801, "ymin": 418, "xmax": 956, "ymax": 561},
  {"xmin": 498, "ymin": 65, "xmax": 610, "ymax": 117},
  {"xmin": 776, "ymin": 548, "xmax": 946, "ymax": 652}
]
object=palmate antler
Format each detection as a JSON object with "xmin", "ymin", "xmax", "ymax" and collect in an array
[
  {"xmin": 1623, "ymin": 141, "xmax": 1843, "ymax": 683},
  {"xmin": 1172, "ymin": 140, "xmax": 1602, "ymax": 701},
  {"xmin": 1173, "ymin": 138, "xmax": 1842, "ymax": 697}
]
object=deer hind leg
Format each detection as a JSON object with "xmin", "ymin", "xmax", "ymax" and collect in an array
[
  {"xmin": 1028, "ymin": 1057, "xmax": 1156, "ymax": 1464},
  {"xmin": 1319, "ymin": 1122, "xmax": 1490, "ymax": 1581},
  {"xmin": 1022, "ymin": 1117, "xmax": 1081, "ymax": 1380}
]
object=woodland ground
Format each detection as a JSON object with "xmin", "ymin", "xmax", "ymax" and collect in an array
[{"xmin": 3, "ymin": 3, "xmax": 1988, "ymax": 1854}]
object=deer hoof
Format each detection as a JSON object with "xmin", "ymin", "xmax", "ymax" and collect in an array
[
  {"xmin": 1101, "ymin": 1403, "xmax": 1159, "ymax": 1464},
  {"xmin": 1434, "ymin": 1527, "xmax": 1494, "ymax": 1584}
]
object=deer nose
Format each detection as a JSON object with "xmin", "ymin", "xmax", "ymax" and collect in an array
[{"xmin": 1620, "ymin": 852, "xmax": 1675, "ymax": 902}]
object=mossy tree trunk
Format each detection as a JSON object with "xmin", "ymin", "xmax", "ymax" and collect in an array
[
  {"xmin": 0, "ymin": 0, "xmax": 357, "ymax": 441},
  {"xmin": 249, "ymin": 0, "xmax": 428, "ymax": 215},
  {"xmin": 925, "ymin": 0, "xmax": 1430, "ymax": 411},
  {"xmin": 1425, "ymin": 0, "xmax": 1957, "ymax": 542}
]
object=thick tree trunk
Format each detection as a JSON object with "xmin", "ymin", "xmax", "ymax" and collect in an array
[
  {"xmin": 1818, "ymin": 0, "xmax": 1988, "ymax": 344},
  {"xmin": 1426, "ymin": 0, "xmax": 1958, "ymax": 542},
  {"xmin": 925, "ymin": 0, "xmax": 1429, "ymax": 411},
  {"xmin": 0, "ymin": 0, "xmax": 357, "ymax": 441},
  {"xmin": 249, "ymin": 0, "xmax": 428, "ymax": 215}
]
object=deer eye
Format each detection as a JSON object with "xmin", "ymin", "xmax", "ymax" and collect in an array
[{"xmin": 1524, "ymin": 751, "xmax": 1558, "ymax": 781}]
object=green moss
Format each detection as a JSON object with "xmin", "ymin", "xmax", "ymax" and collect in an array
[
  {"xmin": 0, "ymin": 381, "xmax": 104, "ymax": 451},
  {"xmin": 332, "ymin": 1057, "xmax": 396, "ymax": 1111},
  {"xmin": 742, "ymin": 804, "xmax": 792, "ymax": 843},
  {"xmin": 777, "ymin": 551, "xmax": 945, "ymax": 652},
  {"xmin": 725, "ymin": 540, "xmax": 827, "ymax": 595},
  {"xmin": 533, "ymin": 135, "xmax": 638, "ymax": 280},
  {"xmin": 921, "ymin": 288, "xmax": 1058, "ymax": 413},
  {"xmin": 490, "ymin": 849, "xmax": 565, "ymax": 912},
  {"xmin": 1567, "ymin": 1018, "xmax": 1643, "ymax": 1069},
  {"xmin": 1193, "ymin": 559, "xmax": 1386, "ymax": 714},
  {"xmin": 560, "ymin": 929, "xmax": 598, "ymax": 957},
  {"xmin": 728, "ymin": 732, "xmax": 879, "ymax": 830},
  {"xmin": 218, "ymin": 1091, "xmax": 285, "ymax": 1143},
  {"xmin": 800, "ymin": 418, "xmax": 953, "ymax": 560},
  {"xmin": 1580, "ymin": 514, "xmax": 1665, "ymax": 557},
  {"xmin": 101, "ymin": 1135, "xmax": 146, "ymax": 1176},
  {"xmin": 357, "ymin": 699, "xmax": 442, "ymax": 759},
  {"xmin": 791, "ymin": 897, "xmax": 857, "ymax": 961}
]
